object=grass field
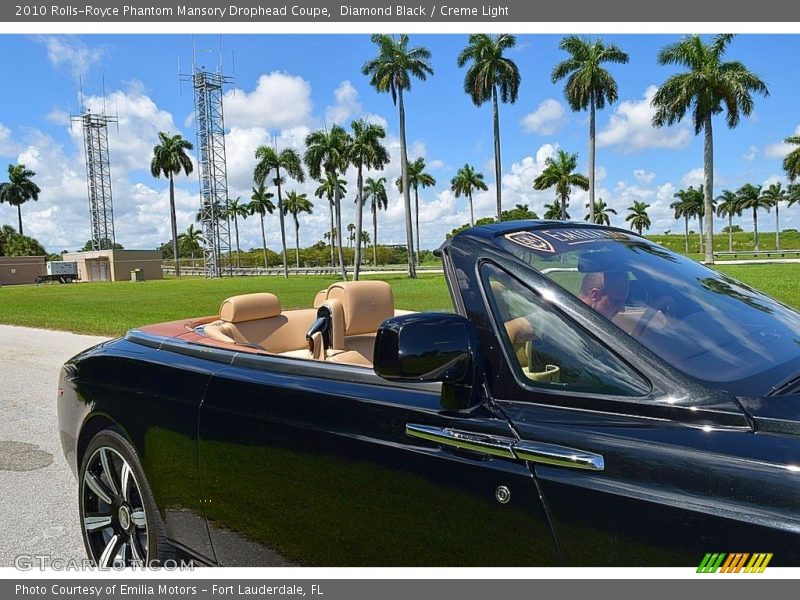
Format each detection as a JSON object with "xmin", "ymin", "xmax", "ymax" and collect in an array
[
  {"xmin": 1, "ymin": 263, "xmax": 798, "ymax": 337},
  {"xmin": 646, "ymin": 229, "xmax": 800, "ymax": 255}
]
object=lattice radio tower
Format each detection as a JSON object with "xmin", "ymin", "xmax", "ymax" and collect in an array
[
  {"xmin": 180, "ymin": 45, "xmax": 233, "ymax": 277},
  {"xmin": 71, "ymin": 86, "xmax": 117, "ymax": 251}
]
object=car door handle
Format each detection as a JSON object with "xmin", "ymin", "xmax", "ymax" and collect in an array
[{"xmin": 406, "ymin": 423, "xmax": 604, "ymax": 471}]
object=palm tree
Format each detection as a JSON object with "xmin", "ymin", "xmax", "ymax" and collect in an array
[
  {"xmin": 584, "ymin": 198, "xmax": 617, "ymax": 225},
  {"xmin": 304, "ymin": 125, "xmax": 350, "ymax": 279},
  {"xmin": 254, "ymin": 146, "xmax": 305, "ymax": 278},
  {"xmin": 784, "ymin": 135, "xmax": 800, "ymax": 182},
  {"xmin": 226, "ymin": 197, "xmax": 248, "ymax": 268},
  {"xmin": 363, "ymin": 34, "xmax": 433, "ymax": 279},
  {"xmin": 552, "ymin": 36, "xmax": 628, "ymax": 224},
  {"xmin": 348, "ymin": 119, "xmax": 389, "ymax": 280},
  {"xmin": 282, "ymin": 191, "xmax": 313, "ymax": 268},
  {"xmin": 683, "ymin": 185, "xmax": 707, "ymax": 255},
  {"xmin": 150, "ymin": 132, "xmax": 193, "ymax": 277},
  {"xmin": 0, "ymin": 164, "xmax": 40, "ymax": 236},
  {"xmin": 761, "ymin": 182, "xmax": 787, "ymax": 250},
  {"xmin": 248, "ymin": 184, "xmax": 275, "ymax": 269},
  {"xmin": 450, "ymin": 164, "xmax": 488, "ymax": 227},
  {"xmin": 789, "ymin": 183, "xmax": 800, "ymax": 211},
  {"xmin": 364, "ymin": 176, "xmax": 388, "ymax": 268},
  {"xmin": 715, "ymin": 189, "xmax": 741, "ymax": 252},
  {"xmin": 178, "ymin": 223, "xmax": 203, "ymax": 267},
  {"xmin": 543, "ymin": 200, "xmax": 569, "ymax": 220},
  {"xmin": 314, "ymin": 173, "xmax": 347, "ymax": 268},
  {"xmin": 625, "ymin": 201, "xmax": 651, "ymax": 235},
  {"xmin": 670, "ymin": 191, "xmax": 692, "ymax": 253},
  {"xmin": 396, "ymin": 157, "xmax": 436, "ymax": 266},
  {"xmin": 736, "ymin": 183, "xmax": 767, "ymax": 251},
  {"xmin": 532, "ymin": 149, "xmax": 589, "ymax": 220},
  {"xmin": 457, "ymin": 34, "xmax": 521, "ymax": 221},
  {"xmin": 347, "ymin": 222, "xmax": 356, "ymax": 248},
  {"xmin": 651, "ymin": 34, "xmax": 769, "ymax": 264}
]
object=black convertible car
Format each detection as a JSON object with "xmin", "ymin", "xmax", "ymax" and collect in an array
[{"xmin": 58, "ymin": 221, "xmax": 800, "ymax": 567}]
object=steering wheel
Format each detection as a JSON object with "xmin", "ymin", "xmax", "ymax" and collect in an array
[
  {"xmin": 631, "ymin": 296, "xmax": 675, "ymax": 339},
  {"xmin": 524, "ymin": 340, "xmax": 560, "ymax": 383}
]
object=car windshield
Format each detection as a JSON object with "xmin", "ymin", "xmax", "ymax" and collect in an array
[{"xmin": 497, "ymin": 227, "xmax": 800, "ymax": 393}]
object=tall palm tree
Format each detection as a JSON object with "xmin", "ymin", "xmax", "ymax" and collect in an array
[
  {"xmin": 584, "ymin": 198, "xmax": 617, "ymax": 225},
  {"xmin": 736, "ymin": 183, "xmax": 767, "ymax": 251},
  {"xmin": 533, "ymin": 149, "xmax": 589, "ymax": 220},
  {"xmin": 670, "ymin": 190, "xmax": 692, "ymax": 254},
  {"xmin": 226, "ymin": 197, "xmax": 248, "ymax": 268},
  {"xmin": 364, "ymin": 176, "xmax": 388, "ymax": 268},
  {"xmin": 543, "ymin": 200, "xmax": 569, "ymax": 221},
  {"xmin": 150, "ymin": 132, "xmax": 193, "ymax": 277},
  {"xmin": 314, "ymin": 173, "xmax": 347, "ymax": 268},
  {"xmin": 783, "ymin": 135, "xmax": 800, "ymax": 182},
  {"xmin": 305, "ymin": 125, "xmax": 350, "ymax": 279},
  {"xmin": 396, "ymin": 157, "xmax": 436, "ymax": 266},
  {"xmin": 253, "ymin": 145, "xmax": 305, "ymax": 278},
  {"xmin": 450, "ymin": 164, "xmax": 488, "ymax": 227},
  {"xmin": 715, "ymin": 189, "xmax": 741, "ymax": 252},
  {"xmin": 363, "ymin": 34, "xmax": 433, "ymax": 279},
  {"xmin": 761, "ymin": 182, "xmax": 787, "ymax": 250},
  {"xmin": 683, "ymin": 185, "xmax": 707, "ymax": 255},
  {"xmin": 552, "ymin": 36, "xmax": 628, "ymax": 224},
  {"xmin": 282, "ymin": 191, "xmax": 313, "ymax": 268},
  {"xmin": 457, "ymin": 34, "xmax": 521, "ymax": 221},
  {"xmin": 348, "ymin": 119, "xmax": 389, "ymax": 280},
  {"xmin": 625, "ymin": 200, "xmax": 651, "ymax": 235},
  {"xmin": 248, "ymin": 184, "xmax": 275, "ymax": 269},
  {"xmin": 347, "ymin": 222, "xmax": 356, "ymax": 248},
  {"xmin": 178, "ymin": 223, "xmax": 203, "ymax": 267},
  {"xmin": 651, "ymin": 34, "xmax": 769, "ymax": 264},
  {"xmin": 0, "ymin": 164, "xmax": 40, "ymax": 237}
]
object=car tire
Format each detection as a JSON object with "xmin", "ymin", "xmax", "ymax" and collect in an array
[
  {"xmin": 64, "ymin": 276, "xmax": 73, "ymax": 284},
  {"xmin": 35, "ymin": 276, "xmax": 43, "ymax": 284},
  {"xmin": 78, "ymin": 429, "xmax": 175, "ymax": 567}
]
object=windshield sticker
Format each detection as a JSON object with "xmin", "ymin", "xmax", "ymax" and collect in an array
[{"xmin": 503, "ymin": 232, "xmax": 555, "ymax": 253}]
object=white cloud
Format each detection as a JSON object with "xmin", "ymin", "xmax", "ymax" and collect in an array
[
  {"xmin": 0, "ymin": 123, "xmax": 19, "ymax": 156},
  {"xmin": 765, "ymin": 125, "xmax": 800, "ymax": 159},
  {"xmin": 743, "ymin": 145, "xmax": 758, "ymax": 162},
  {"xmin": 634, "ymin": 169, "xmax": 655, "ymax": 184},
  {"xmin": 598, "ymin": 86, "xmax": 692, "ymax": 152},
  {"xmin": 324, "ymin": 81, "xmax": 361, "ymax": 126},
  {"xmin": 681, "ymin": 168, "xmax": 704, "ymax": 188},
  {"xmin": 224, "ymin": 72, "xmax": 313, "ymax": 130},
  {"xmin": 520, "ymin": 99, "xmax": 566, "ymax": 136},
  {"xmin": 38, "ymin": 36, "xmax": 106, "ymax": 80}
]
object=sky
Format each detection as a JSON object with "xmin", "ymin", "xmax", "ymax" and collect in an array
[{"xmin": 0, "ymin": 33, "xmax": 799, "ymax": 254}]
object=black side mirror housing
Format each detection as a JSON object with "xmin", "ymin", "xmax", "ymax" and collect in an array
[{"xmin": 373, "ymin": 313, "xmax": 482, "ymax": 411}]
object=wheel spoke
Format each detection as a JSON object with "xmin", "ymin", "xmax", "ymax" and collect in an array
[
  {"xmin": 99, "ymin": 449, "xmax": 119, "ymax": 495},
  {"xmin": 129, "ymin": 534, "xmax": 144, "ymax": 564},
  {"xmin": 114, "ymin": 543, "xmax": 127, "ymax": 568},
  {"xmin": 130, "ymin": 509, "xmax": 146, "ymax": 529},
  {"xmin": 120, "ymin": 463, "xmax": 132, "ymax": 502},
  {"xmin": 98, "ymin": 534, "xmax": 122, "ymax": 568},
  {"xmin": 85, "ymin": 471, "xmax": 114, "ymax": 505},
  {"xmin": 84, "ymin": 514, "xmax": 113, "ymax": 532}
]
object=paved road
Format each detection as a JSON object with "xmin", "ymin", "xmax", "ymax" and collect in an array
[{"xmin": 0, "ymin": 325, "xmax": 110, "ymax": 568}]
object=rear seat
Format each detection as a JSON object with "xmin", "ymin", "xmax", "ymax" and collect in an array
[{"xmin": 204, "ymin": 292, "xmax": 317, "ymax": 358}]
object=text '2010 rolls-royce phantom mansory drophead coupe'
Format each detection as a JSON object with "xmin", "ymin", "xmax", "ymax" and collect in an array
[{"xmin": 58, "ymin": 221, "xmax": 800, "ymax": 567}]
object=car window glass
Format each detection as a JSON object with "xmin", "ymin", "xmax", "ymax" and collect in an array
[{"xmin": 483, "ymin": 264, "xmax": 650, "ymax": 397}]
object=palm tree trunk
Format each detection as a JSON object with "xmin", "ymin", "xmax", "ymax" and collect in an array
[
  {"xmin": 328, "ymin": 200, "xmax": 336, "ymax": 267},
  {"xmin": 372, "ymin": 204, "xmax": 378, "ymax": 268},
  {"xmin": 414, "ymin": 187, "xmax": 420, "ymax": 266},
  {"xmin": 776, "ymin": 203, "xmax": 780, "ymax": 250},
  {"xmin": 492, "ymin": 85, "xmax": 502, "ymax": 222},
  {"xmin": 294, "ymin": 214, "xmax": 300, "ymax": 268},
  {"xmin": 398, "ymin": 88, "xmax": 416, "ymax": 278},
  {"xmin": 333, "ymin": 173, "xmax": 347, "ymax": 281},
  {"xmin": 260, "ymin": 214, "xmax": 268, "ymax": 268},
  {"xmin": 753, "ymin": 207, "xmax": 759, "ymax": 251},
  {"xmin": 589, "ymin": 95, "xmax": 596, "ymax": 224},
  {"xmin": 468, "ymin": 190, "xmax": 474, "ymax": 227},
  {"xmin": 684, "ymin": 215, "xmax": 689, "ymax": 253},
  {"xmin": 728, "ymin": 214, "xmax": 733, "ymax": 252},
  {"xmin": 169, "ymin": 173, "xmax": 181, "ymax": 277},
  {"xmin": 17, "ymin": 205, "xmax": 23, "ymax": 237},
  {"xmin": 698, "ymin": 216, "xmax": 704, "ymax": 255},
  {"xmin": 561, "ymin": 195, "xmax": 567, "ymax": 221},
  {"xmin": 276, "ymin": 172, "xmax": 289, "ymax": 278},
  {"xmin": 354, "ymin": 163, "xmax": 364, "ymax": 281},
  {"xmin": 703, "ymin": 115, "xmax": 714, "ymax": 264},
  {"xmin": 234, "ymin": 216, "xmax": 241, "ymax": 269}
]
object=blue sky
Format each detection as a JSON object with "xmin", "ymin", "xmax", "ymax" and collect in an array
[{"xmin": 1, "ymin": 33, "xmax": 799, "ymax": 253}]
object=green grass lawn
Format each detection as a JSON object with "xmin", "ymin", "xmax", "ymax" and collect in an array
[{"xmin": 1, "ymin": 263, "xmax": 798, "ymax": 337}]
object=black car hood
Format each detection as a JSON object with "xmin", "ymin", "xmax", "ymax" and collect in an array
[{"xmin": 738, "ymin": 393, "xmax": 800, "ymax": 436}]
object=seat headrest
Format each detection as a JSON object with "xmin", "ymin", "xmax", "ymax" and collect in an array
[
  {"xmin": 326, "ymin": 281, "xmax": 394, "ymax": 335},
  {"xmin": 312, "ymin": 289, "xmax": 328, "ymax": 309},
  {"xmin": 219, "ymin": 293, "xmax": 281, "ymax": 323}
]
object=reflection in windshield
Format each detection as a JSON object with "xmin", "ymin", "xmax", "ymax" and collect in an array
[{"xmin": 498, "ymin": 230, "xmax": 800, "ymax": 389}]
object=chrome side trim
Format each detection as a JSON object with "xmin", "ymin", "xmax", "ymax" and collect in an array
[
  {"xmin": 405, "ymin": 424, "xmax": 516, "ymax": 459},
  {"xmin": 513, "ymin": 440, "xmax": 605, "ymax": 471}
]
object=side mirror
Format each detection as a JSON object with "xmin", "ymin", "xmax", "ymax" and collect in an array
[{"xmin": 374, "ymin": 313, "xmax": 482, "ymax": 411}]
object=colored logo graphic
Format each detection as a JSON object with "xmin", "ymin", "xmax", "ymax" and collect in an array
[{"xmin": 697, "ymin": 553, "xmax": 773, "ymax": 573}]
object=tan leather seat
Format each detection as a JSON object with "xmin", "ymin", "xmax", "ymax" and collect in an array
[{"xmin": 204, "ymin": 292, "xmax": 317, "ymax": 355}]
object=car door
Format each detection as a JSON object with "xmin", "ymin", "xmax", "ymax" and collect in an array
[
  {"xmin": 477, "ymin": 261, "xmax": 800, "ymax": 566},
  {"xmin": 197, "ymin": 353, "xmax": 561, "ymax": 566}
]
